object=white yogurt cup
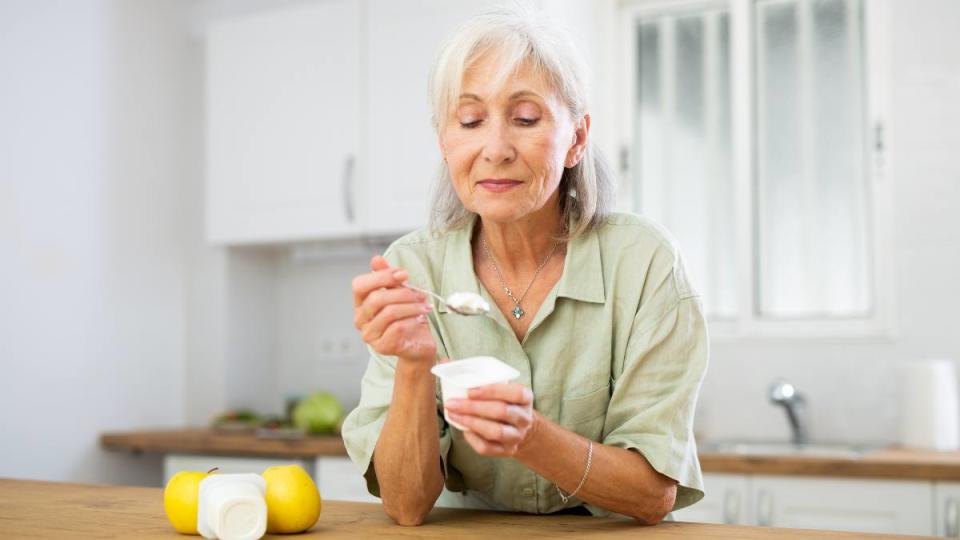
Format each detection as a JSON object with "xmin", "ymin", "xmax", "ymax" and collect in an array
[
  {"xmin": 430, "ymin": 356, "xmax": 520, "ymax": 431},
  {"xmin": 197, "ymin": 473, "xmax": 267, "ymax": 540}
]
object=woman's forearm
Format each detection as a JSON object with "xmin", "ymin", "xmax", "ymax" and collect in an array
[
  {"xmin": 372, "ymin": 359, "xmax": 445, "ymax": 525},
  {"xmin": 514, "ymin": 413, "xmax": 676, "ymax": 524}
]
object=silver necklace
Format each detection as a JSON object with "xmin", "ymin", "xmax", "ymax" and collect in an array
[{"xmin": 480, "ymin": 235, "xmax": 561, "ymax": 320}]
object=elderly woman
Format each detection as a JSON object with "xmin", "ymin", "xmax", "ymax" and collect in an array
[{"xmin": 342, "ymin": 6, "xmax": 707, "ymax": 526}]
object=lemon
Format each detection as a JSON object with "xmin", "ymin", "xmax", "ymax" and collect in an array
[
  {"xmin": 262, "ymin": 465, "xmax": 321, "ymax": 533},
  {"xmin": 163, "ymin": 468, "xmax": 216, "ymax": 535}
]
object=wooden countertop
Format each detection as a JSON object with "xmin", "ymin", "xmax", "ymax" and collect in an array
[
  {"xmin": 0, "ymin": 478, "xmax": 933, "ymax": 539},
  {"xmin": 699, "ymin": 447, "xmax": 960, "ymax": 481},
  {"xmin": 100, "ymin": 429, "xmax": 346, "ymax": 459},
  {"xmin": 101, "ymin": 429, "xmax": 960, "ymax": 481}
]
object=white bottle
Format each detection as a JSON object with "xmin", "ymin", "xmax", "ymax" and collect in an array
[
  {"xmin": 900, "ymin": 359, "xmax": 960, "ymax": 450},
  {"xmin": 197, "ymin": 473, "xmax": 267, "ymax": 540}
]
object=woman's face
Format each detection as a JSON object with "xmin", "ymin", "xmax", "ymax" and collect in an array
[{"xmin": 439, "ymin": 55, "xmax": 588, "ymax": 225}]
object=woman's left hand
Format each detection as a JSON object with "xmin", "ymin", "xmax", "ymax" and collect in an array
[{"xmin": 444, "ymin": 384, "xmax": 537, "ymax": 457}]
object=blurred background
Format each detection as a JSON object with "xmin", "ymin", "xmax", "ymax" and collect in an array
[{"xmin": 1, "ymin": 0, "xmax": 958, "ymax": 535}]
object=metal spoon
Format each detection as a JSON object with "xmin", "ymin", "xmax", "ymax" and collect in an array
[{"xmin": 403, "ymin": 284, "xmax": 490, "ymax": 316}]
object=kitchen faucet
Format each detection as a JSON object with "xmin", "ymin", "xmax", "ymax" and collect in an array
[{"xmin": 769, "ymin": 379, "xmax": 808, "ymax": 445}]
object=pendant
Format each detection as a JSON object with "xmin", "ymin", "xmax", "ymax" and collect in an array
[{"xmin": 512, "ymin": 306, "xmax": 524, "ymax": 319}]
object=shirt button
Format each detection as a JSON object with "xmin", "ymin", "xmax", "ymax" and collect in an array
[{"xmin": 522, "ymin": 487, "xmax": 535, "ymax": 497}]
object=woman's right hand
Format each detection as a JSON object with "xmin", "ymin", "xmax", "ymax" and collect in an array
[{"xmin": 352, "ymin": 255, "xmax": 437, "ymax": 363}]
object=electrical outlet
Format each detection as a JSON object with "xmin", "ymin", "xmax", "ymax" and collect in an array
[{"xmin": 314, "ymin": 335, "xmax": 366, "ymax": 361}]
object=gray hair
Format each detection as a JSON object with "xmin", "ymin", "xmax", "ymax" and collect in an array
[{"xmin": 427, "ymin": 3, "xmax": 615, "ymax": 239}]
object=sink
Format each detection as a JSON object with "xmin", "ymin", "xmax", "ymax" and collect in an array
[{"xmin": 701, "ymin": 441, "xmax": 878, "ymax": 459}]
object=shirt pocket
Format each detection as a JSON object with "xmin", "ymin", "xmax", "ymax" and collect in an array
[{"xmin": 559, "ymin": 384, "xmax": 610, "ymax": 429}]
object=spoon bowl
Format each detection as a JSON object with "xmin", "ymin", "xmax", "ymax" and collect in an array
[{"xmin": 403, "ymin": 284, "xmax": 490, "ymax": 316}]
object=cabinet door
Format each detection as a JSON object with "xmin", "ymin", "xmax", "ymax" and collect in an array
[
  {"xmin": 315, "ymin": 456, "xmax": 380, "ymax": 503},
  {"xmin": 936, "ymin": 482, "xmax": 960, "ymax": 537},
  {"xmin": 363, "ymin": 0, "xmax": 502, "ymax": 236},
  {"xmin": 164, "ymin": 454, "xmax": 312, "ymax": 483},
  {"xmin": 671, "ymin": 473, "xmax": 751, "ymax": 525},
  {"xmin": 206, "ymin": 1, "xmax": 361, "ymax": 244},
  {"xmin": 751, "ymin": 475, "xmax": 932, "ymax": 535}
]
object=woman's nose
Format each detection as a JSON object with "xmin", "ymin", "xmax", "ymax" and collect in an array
[{"xmin": 480, "ymin": 122, "xmax": 516, "ymax": 164}]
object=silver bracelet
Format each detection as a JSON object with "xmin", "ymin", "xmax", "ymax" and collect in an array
[{"xmin": 557, "ymin": 440, "xmax": 593, "ymax": 504}]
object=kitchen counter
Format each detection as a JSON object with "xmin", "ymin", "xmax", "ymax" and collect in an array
[
  {"xmin": 100, "ymin": 428, "xmax": 346, "ymax": 459},
  {"xmin": 101, "ymin": 429, "xmax": 960, "ymax": 481},
  {"xmin": 0, "ymin": 478, "xmax": 933, "ymax": 539},
  {"xmin": 700, "ymin": 446, "xmax": 960, "ymax": 481}
]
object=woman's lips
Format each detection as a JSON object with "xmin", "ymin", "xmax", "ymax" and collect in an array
[{"xmin": 477, "ymin": 179, "xmax": 522, "ymax": 193}]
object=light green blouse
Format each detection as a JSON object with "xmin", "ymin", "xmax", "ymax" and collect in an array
[{"xmin": 341, "ymin": 212, "xmax": 709, "ymax": 516}]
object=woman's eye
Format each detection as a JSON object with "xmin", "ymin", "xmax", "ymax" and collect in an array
[
  {"xmin": 514, "ymin": 117, "xmax": 539, "ymax": 127},
  {"xmin": 460, "ymin": 120, "xmax": 482, "ymax": 129}
]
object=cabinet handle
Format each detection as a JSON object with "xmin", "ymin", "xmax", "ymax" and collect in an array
[
  {"xmin": 342, "ymin": 155, "xmax": 355, "ymax": 223},
  {"xmin": 722, "ymin": 489, "xmax": 740, "ymax": 524},
  {"xmin": 947, "ymin": 497, "xmax": 959, "ymax": 537},
  {"xmin": 757, "ymin": 489, "xmax": 773, "ymax": 527}
]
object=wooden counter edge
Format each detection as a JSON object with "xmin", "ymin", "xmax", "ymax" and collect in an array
[
  {"xmin": 699, "ymin": 448, "xmax": 960, "ymax": 481},
  {"xmin": 99, "ymin": 428, "xmax": 347, "ymax": 459},
  {"xmin": 98, "ymin": 429, "xmax": 960, "ymax": 481}
]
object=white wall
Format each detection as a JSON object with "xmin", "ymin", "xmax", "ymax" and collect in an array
[
  {"xmin": 0, "ymin": 0, "xmax": 199, "ymax": 485},
  {"xmin": 695, "ymin": 0, "xmax": 960, "ymax": 445},
  {"xmin": 274, "ymin": 251, "xmax": 374, "ymax": 412}
]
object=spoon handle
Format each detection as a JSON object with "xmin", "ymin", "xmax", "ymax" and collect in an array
[{"xmin": 402, "ymin": 283, "xmax": 449, "ymax": 308}]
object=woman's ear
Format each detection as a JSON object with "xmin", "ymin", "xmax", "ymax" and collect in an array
[
  {"xmin": 564, "ymin": 114, "xmax": 591, "ymax": 168},
  {"xmin": 438, "ymin": 136, "xmax": 447, "ymax": 161}
]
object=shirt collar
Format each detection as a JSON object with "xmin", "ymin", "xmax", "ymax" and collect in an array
[
  {"xmin": 556, "ymin": 225, "xmax": 606, "ymax": 304},
  {"xmin": 437, "ymin": 215, "xmax": 606, "ymax": 312}
]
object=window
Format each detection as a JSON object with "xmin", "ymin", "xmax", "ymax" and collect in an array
[
  {"xmin": 619, "ymin": 0, "xmax": 891, "ymax": 338},
  {"xmin": 632, "ymin": 6, "xmax": 737, "ymax": 319}
]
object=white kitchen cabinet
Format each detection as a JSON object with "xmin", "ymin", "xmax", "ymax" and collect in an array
[
  {"xmin": 936, "ymin": 482, "xmax": 960, "ymax": 537},
  {"xmin": 675, "ymin": 473, "xmax": 935, "ymax": 536},
  {"xmin": 750, "ymin": 475, "xmax": 932, "ymax": 536},
  {"xmin": 671, "ymin": 473, "xmax": 751, "ymax": 525},
  {"xmin": 205, "ymin": 0, "xmax": 600, "ymax": 242},
  {"xmin": 163, "ymin": 454, "xmax": 312, "ymax": 483},
  {"xmin": 362, "ymin": 0, "xmax": 502, "ymax": 236},
  {"xmin": 205, "ymin": 1, "xmax": 361, "ymax": 244},
  {"xmin": 314, "ymin": 456, "xmax": 379, "ymax": 503}
]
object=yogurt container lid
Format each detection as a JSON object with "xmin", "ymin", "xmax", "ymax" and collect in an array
[{"xmin": 430, "ymin": 356, "xmax": 520, "ymax": 388}]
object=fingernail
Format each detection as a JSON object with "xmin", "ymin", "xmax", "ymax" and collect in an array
[
  {"xmin": 446, "ymin": 399, "xmax": 462, "ymax": 407},
  {"xmin": 392, "ymin": 270, "xmax": 407, "ymax": 281},
  {"xmin": 423, "ymin": 304, "xmax": 433, "ymax": 313}
]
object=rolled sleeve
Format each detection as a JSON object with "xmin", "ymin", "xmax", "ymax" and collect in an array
[{"xmin": 601, "ymin": 295, "xmax": 709, "ymax": 511}]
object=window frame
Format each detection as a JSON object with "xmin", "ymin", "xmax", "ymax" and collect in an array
[{"xmin": 615, "ymin": 0, "xmax": 895, "ymax": 341}]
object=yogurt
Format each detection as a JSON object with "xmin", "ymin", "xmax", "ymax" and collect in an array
[
  {"xmin": 445, "ymin": 292, "xmax": 490, "ymax": 315},
  {"xmin": 197, "ymin": 473, "xmax": 267, "ymax": 540},
  {"xmin": 431, "ymin": 356, "xmax": 520, "ymax": 431}
]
